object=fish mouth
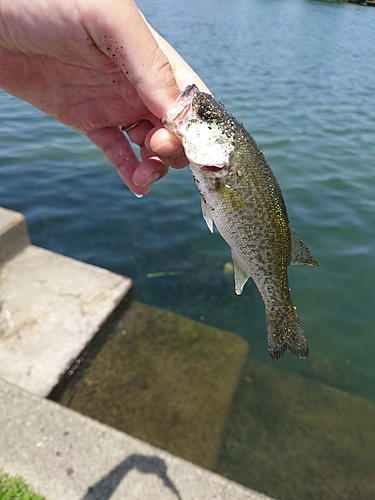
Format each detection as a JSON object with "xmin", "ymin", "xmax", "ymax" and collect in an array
[
  {"xmin": 162, "ymin": 84, "xmax": 199, "ymax": 132},
  {"xmin": 180, "ymin": 84, "xmax": 199, "ymax": 100},
  {"xmin": 201, "ymin": 165, "xmax": 225, "ymax": 173}
]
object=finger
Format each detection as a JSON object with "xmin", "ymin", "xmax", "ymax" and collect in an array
[
  {"xmin": 144, "ymin": 128, "xmax": 188, "ymax": 169},
  {"xmin": 125, "ymin": 119, "xmax": 154, "ymax": 146},
  {"xmin": 158, "ymin": 155, "xmax": 189, "ymax": 170},
  {"xmin": 140, "ymin": 143, "xmax": 189, "ymax": 170},
  {"xmin": 145, "ymin": 127, "xmax": 185, "ymax": 157},
  {"xmin": 126, "ymin": 122, "xmax": 188, "ymax": 171},
  {"xmin": 86, "ymin": 126, "xmax": 149, "ymax": 196},
  {"xmin": 133, "ymin": 151, "xmax": 169, "ymax": 188}
]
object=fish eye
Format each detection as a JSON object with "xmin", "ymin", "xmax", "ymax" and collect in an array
[{"xmin": 198, "ymin": 104, "xmax": 214, "ymax": 122}]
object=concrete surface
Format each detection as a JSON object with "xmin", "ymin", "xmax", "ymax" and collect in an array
[
  {"xmin": 0, "ymin": 208, "xmax": 132, "ymax": 397},
  {"xmin": 0, "ymin": 206, "xmax": 275, "ymax": 499},
  {"xmin": 0, "ymin": 377, "xmax": 275, "ymax": 500},
  {"xmin": 0, "ymin": 207, "xmax": 30, "ymax": 266},
  {"xmin": 60, "ymin": 301, "xmax": 249, "ymax": 470}
]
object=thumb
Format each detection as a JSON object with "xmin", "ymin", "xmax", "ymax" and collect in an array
[{"xmin": 84, "ymin": 0, "xmax": 180, "ymax": 118}]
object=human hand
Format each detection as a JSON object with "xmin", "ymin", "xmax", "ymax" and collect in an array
[{"xmin": 0, "ymin": 0, "xmax": 208, "ymax": 195}]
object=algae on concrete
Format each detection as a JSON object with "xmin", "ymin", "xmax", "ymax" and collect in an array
[
  {"xmin": 216, "ymin": 358, "xmax": 375, "ymax": 500},
  {"xmin": 60, "ymin": 301, "xmax": 248, "ymax": 470}
]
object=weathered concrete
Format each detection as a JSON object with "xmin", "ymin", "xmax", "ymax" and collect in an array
[
  {"xmin": 0, "ymin": 207, "xmax": 30, "ymax": 266},
  {"xmin": 0, "ymin": 377, "xmax": 275, "ymax": 500},
  {"xmin": 0, "ymin": 206, "xmax": 274, "ymax": 499},
  {"xmin": 60, "ymin": 301, "xmax": 249, "ymax": 471},
  {"xmin": 0, "ymin": 209, "xmax": 132, "ymax": 397}
]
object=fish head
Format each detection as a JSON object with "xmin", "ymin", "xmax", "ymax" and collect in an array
[
  {"xmin": 162, "ymin": 84, "xmax": 199, "ymax": 133},
  {"xmin": 162, "ymin": 85, "xmax": 235, "ymax": 171}
]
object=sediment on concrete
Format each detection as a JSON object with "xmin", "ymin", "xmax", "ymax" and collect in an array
[
  {"xmin": 216, "ymin": 358, "xmax": 375, "ymax": 500},
  {"xmin": 59, "ymin": 301, "xmax": 249, "ymax": 471}
]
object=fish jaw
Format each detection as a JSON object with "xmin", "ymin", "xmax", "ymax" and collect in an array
[
  {"xmin": 162, "ymin": 86, "xmax": 234, "ymax": 169},
  {"xmin": 162, "ymin": 84, "xmax": 199, "ymax": 134},
  {"xmin": 185, "ymin": 125, "xmax": 234, "ymax": 168}
]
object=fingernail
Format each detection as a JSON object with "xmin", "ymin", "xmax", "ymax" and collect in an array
[
  {"xmin": 148, "ymin": 172, "xmax": 161, "ymax": 184},
  {"xmin": 171, "ymin": 145, "xmax": 184, "ymax": 155},
  {"xmin": 144, "ymin": 136, "xmax": 152, "ymax": 151}
]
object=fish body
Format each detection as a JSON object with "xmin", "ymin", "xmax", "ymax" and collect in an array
[{"xmin": 162, "ymin": 85, "xmax": 318, "ymax": 360}]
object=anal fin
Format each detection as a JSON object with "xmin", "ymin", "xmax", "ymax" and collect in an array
[{"xmin": 231, "ymin": 250, "xmax": 251, "ymax": 295}]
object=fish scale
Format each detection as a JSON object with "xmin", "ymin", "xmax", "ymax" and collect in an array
[{"xmin": 163, "ymin": 85, "xmax": 318, "ymax": 360}]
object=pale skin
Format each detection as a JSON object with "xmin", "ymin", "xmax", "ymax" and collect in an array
[{"xmin": 0, "ymin": 0, "xmax": 209, "ymax": 195}]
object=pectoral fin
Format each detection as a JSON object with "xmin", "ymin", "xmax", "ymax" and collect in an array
[
  {"xmin": 201, "ymin": 197, "xmax": 214, "ymax": 233},
  {"xmin": 231, "ymin": 250, "xmax": 251, "ymax": 295},
  {"xmin": 289, "ymin": 226, "xmax": 319, "ymax": 267}
]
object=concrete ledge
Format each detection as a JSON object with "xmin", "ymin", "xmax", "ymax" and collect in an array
[
  {"xmin": 0, "ymin": 244, "xmax": 132, "ymax": 397},
  {"xmin": 0, "ymin": 206, "xmax": 275, "ymax": 499},
  {"xmin": 0, "ymin": 207, "xmax": 30, "ymax": 266},
  {"xmin": 0, "ymin": 377, "xmax": 275, "ymax": 500}
]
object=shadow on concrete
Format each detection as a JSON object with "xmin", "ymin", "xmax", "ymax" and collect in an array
[{"xmin": 81, "ymin": 453, "xmax": 182, "ymax": 500}]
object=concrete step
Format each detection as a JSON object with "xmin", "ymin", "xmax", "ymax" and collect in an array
[
  {"xmin": 0, "ymin": 208, "xmax": 132, "ymax": 397},
  {"xmin": 59, "ymin": 301, "xmax": 249, "ymax": 472},
  {"xmin": 0, "ymin": 206, "xmax": 273, "ymax": 499},
  {"xmin": 0, "ymin": 377, "xmax": 275, "ymax": 500},
  {"xmin": 216, "ymin": 358, "xmax": 375, "ymax": 500},
  {"xmin": 0, "ymin": 207, "xmax": 30, "ymax": 266}
]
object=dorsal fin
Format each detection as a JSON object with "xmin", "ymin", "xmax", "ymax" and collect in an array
[{"xmin": 289, "ymin": 226, "xmax": 319, "ymax": 267}]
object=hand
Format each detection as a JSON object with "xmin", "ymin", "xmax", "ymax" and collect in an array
[{"xmin": 0, "ymin": 0, "xmax": 208, "ymax": 195}]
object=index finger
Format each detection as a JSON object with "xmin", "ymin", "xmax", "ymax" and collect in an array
[{"xmin": 145, "ymin": 127, "xmax": 185, "ymax": 158}]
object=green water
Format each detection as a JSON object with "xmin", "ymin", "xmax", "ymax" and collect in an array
[
  {"xmin": 1, "ymin": 0, "xmax": 375, "ymax": 495},
  {"xmin": 1, "ymin": 0, "xmax": 374, "ymax": 397}
]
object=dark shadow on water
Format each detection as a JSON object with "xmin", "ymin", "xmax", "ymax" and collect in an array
[{"xmin": 81, "ymin": 454, "xmax": 182, "ymax": 500}]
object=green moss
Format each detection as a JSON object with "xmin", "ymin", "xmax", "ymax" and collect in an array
[
  {"xmin": 0, "ymin": 470, "xmax": 45, "ymax": 500},
  {"xmin": 61, "ymin": 301, "xmax": 248, "ymax": 470},
  {"xmin": 216, "ymin": 358, "xmax": 375, "ymax": 500}
]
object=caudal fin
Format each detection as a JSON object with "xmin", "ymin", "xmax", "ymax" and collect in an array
[{"xmin": 266, "ymin": 309, "xmax": 309, "ymax": 361}]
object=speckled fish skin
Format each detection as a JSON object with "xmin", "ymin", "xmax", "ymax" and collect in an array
[{"xmin": 162, "ymin": 85, "xmax": 319, "ymax": 360}]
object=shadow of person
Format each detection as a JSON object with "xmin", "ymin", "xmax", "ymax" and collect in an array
[{"xmin": 81, "ymin": 453, "xmax": 182, "ymax": 500}]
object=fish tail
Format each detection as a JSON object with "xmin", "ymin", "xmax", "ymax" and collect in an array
[{"xmin": 266, "ymin": 309, "xmax": 309, "ymax": 361}]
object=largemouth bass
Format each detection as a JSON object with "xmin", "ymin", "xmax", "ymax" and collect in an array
[{"xmin": 162, "ymin": 85, "xmax": 318, "ymax": 360}]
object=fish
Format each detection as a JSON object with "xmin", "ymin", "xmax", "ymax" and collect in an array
[{"xmin": 162, "ymin": 84, "xmax": 318, "ymax": 360}]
